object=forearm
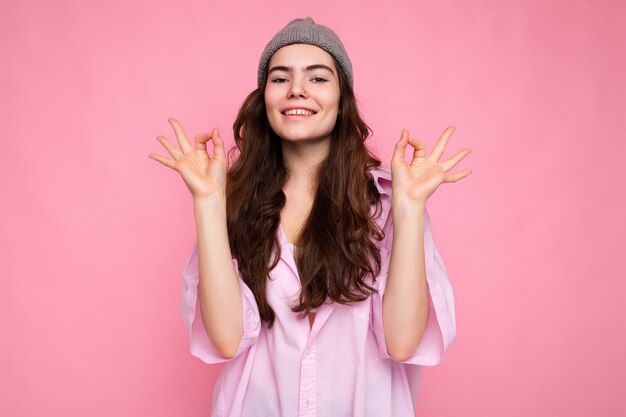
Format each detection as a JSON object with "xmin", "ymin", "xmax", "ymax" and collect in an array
[
  {"xmin": 382, "ymin": 200, "xmax": 430, "ymax": 362},
  {"xmin": 194, "ymin": 194, "xmax": 243, "ymax": 358}
]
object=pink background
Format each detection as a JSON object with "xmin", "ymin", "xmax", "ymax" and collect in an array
[{"xmin": 2, "ymin": 0, "xmax": 625, "ymax": 416}]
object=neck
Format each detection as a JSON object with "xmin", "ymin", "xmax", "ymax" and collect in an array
[{"xmin": 281, "ymin": 138, "xmax": 330, "ymax": 190}]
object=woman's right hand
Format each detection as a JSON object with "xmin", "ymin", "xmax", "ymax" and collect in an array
[{"xmin": 149, "ymin": 118, "xmax": 227, "ymax": 200}]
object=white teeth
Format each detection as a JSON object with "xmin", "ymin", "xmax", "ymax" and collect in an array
[{"xmin": 283, "ymin": 109, "xmax": 315, "ymax": 116}]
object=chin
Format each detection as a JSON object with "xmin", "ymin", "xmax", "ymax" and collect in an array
[{"xmin": 278, "ymin": 131, "xmax": 331, "ymax": 143}]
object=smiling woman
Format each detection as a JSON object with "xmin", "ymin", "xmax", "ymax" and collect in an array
[
  {"xmin": 149, "ymin": 16, "xmax": 470, "ymax": 417},
  {"xmin": 264, "ymin": 44, "xmax": 341, "ymax": 147}
]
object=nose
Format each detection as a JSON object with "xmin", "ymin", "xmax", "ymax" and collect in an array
[{"xmin": 288, "ymin": 75, "xmax": 308, "ymax": 98}]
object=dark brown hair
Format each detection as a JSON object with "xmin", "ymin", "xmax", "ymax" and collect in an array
[{"xmin": 226, "ymin": 55, "xmax": 384, "ymax": 328}]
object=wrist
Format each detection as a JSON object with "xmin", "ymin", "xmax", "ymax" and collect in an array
[
  {"xmin": 392, "ymin": 199, "xmax": 425, "ymax": 227},
  {"xmin": 392, "ymin": 195, "xmax": 426, "ymax": 216},
  {"xmin": 194, "ymin": 192, "xmax": 227, "ymax": 212}
]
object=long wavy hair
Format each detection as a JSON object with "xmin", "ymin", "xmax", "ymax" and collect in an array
[{"xmin": 226, "ymin": 54, "xmax": 384, "ymax": 328}]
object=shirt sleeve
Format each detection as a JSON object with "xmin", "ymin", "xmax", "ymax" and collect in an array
[
  {"xmin": 180, "ymin": 240, "xmax": 261, "ymax": 364},
  {"xmin": 370, "ymin": 208, "xmax": 457, "ymax": 366}
]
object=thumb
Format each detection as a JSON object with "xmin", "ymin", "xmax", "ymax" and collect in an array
[
  {"xmin": 400, "ymin": 128, "xmax": 409, "ymax": 141},
  {"xmin": 211, "ymin": 128, "xmax": 226, "ymax": 161},
  {"xmin": 392, "ymin": 128, "xmax": 410, "ymax": 163}
]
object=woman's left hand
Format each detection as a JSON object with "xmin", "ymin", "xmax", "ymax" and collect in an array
[{"xmin": 391, "ymin": 126, "xmax": 472, "ymax": 206}]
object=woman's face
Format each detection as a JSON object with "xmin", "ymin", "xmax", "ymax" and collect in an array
[{"xmin": 264, "ymin": 43, "xmax": 341, "ymax": 145}]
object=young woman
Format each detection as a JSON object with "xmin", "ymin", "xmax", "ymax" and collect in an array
[{"xmin": 149, "ymin": 17, "xmax": 471, "ymax": 417}]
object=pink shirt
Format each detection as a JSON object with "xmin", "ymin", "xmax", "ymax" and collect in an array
[{"xmin": 181, "ymin": 167, "xmax": 456, "ymax": 417}]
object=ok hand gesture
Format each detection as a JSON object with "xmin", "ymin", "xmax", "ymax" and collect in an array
[
  {"xmin": 149, "ymin": 118, "xmax": 227, "ymax": 200},
  {"xmin": 391, "ymin": 126, "xmax": 472, "ymax": 206}
]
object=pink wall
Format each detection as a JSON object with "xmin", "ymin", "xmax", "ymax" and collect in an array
[{"xmin": 2, "ymin": 0, "xmax": 625, "ymax": 416}]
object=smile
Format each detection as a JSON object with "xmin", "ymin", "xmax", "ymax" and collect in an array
[{"xmin": 281, "ymin": 108, "xmax": 317, "ymax": 116}]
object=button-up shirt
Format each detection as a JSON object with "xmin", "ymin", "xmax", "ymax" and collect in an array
[{"xmin": 181, "ymin": 167, "xmax": 456, "ymax": 417}]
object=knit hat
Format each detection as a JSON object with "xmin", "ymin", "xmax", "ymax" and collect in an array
[{"xmin": 257, "ymin": 17, "xmax": 354, "ymax": 89}]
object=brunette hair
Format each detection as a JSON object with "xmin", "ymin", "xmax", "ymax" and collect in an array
[{"xmin": 226, "ymin": 55, "xmax": 384, "ymax": 328}]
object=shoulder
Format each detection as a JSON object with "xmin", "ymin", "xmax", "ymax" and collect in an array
[
  {"xmin": 367, "ymin": 165, "xmax": 433, "ymax": 233},
  {"xmin": 368, "ymin": 166, "xmax": 393, "ymax": 232},
  {"xmin": 369, "ymin": 165, "xmax": 392, "ymax": 198}
]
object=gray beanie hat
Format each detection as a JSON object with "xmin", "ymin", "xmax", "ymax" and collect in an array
[{"xmin": 257, "ymin": 17, "xmax": 354, "ymax": 89}]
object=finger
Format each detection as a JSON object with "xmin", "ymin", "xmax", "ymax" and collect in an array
[
  {"xmin": 444, "ymin": 168, "xmax": 472, "ymax": 183},
  {"xmin": 407, "ymin": 136, "xmax": 426, "ymax": 163},
  {"xmin": 429, "ymin": 126, "xmax": 455, "ymax": 162},
  {"xmin": 169, "ymin": 118, "xmax": 193, "ymax": 154},
  {"xmin": 441, "ymin": 148, "xmax": 472, "ymax": 172},
  {"xmin": 391, "ymin": 129, "xmax": 410, "ymax": 164},
  {"xmin": 194, "ymin": 132, "xmax": 210, "ymax": 152},
  {"xmin": 195, "ymin": 128, "xmax": 225, "ymax": 161},
  {"xmin": 148, "ymin": 153, "xmax": 176, "ymax": 169},
  {"xmin": 211, "ymin": 128, "xmax": 226, "ymax": 162},
  {"xmin": 157, "ymin": 135, "xmax": 183, "ymax": 159}
]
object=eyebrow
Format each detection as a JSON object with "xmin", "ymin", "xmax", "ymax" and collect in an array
[{"xmin": 267, "ymin": 64, "xmax": 335, "ymax": 76}]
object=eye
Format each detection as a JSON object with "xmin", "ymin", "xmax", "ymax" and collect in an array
[
  {"xmin": 312, "ymin": 77, "xmax": 328, "ymax": 83},
  {"xmin": 271, "ymin": 77, "xmax": 288, "ymax": 83}
]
